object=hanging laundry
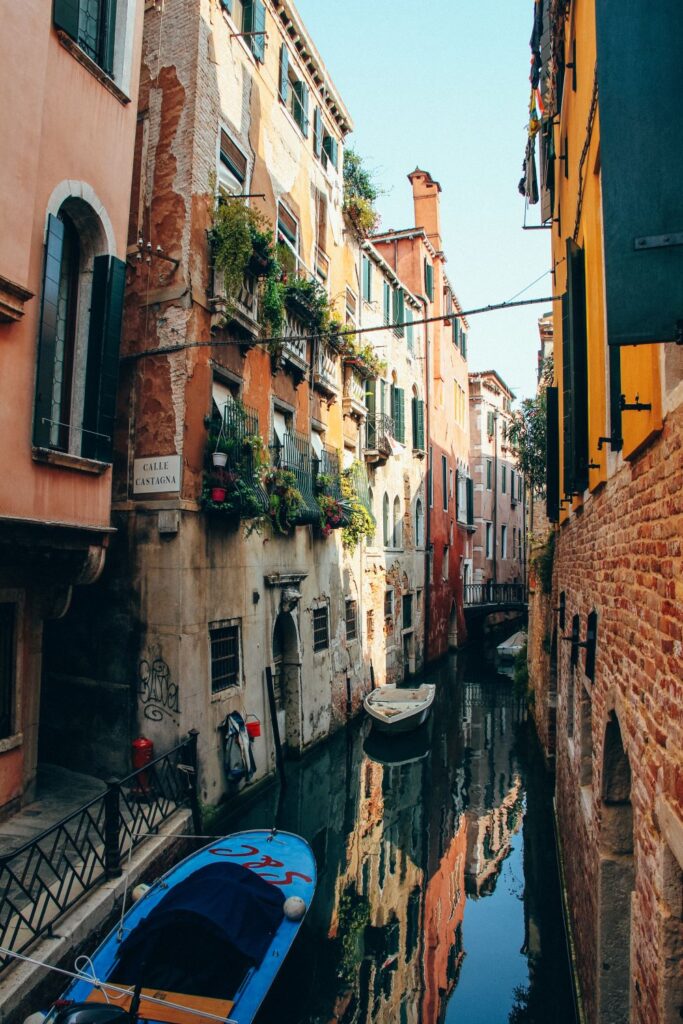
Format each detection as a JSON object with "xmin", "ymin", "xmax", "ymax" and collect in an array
[
  {"xmin": 529, "ymin": 0, "xmax": 544, "ymax": 89},
  {"xmin": 518, "ymin": 135, "xmax": 539, "ymax": 205},
  {"xmin": 223, "ymin": 710, "xmax": 256, "ymax": 782}
]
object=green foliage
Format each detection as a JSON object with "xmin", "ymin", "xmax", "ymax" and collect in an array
[
  {"xmin": 342, "ymin": 338, "xmax": 387, "ymax": 378},
  {"xmin": 508, "ymin": 355, "xmax": 554, "ymax": 497},
  {"xmin": 343, "ymin": 148, "xmax": 380, "ymax": 236},
  {"xmin": 316, "ymin": 493, "xmax": 344, "ymax": 537},
  {"xmin": 336, "ymin": 887, "xmax": 371, "ymax": 982},
  {"xmin": 532, "ymin": 532, "xmax": 555, "ymax": 594},
  {"xmin": 340, "ymin": 465, "xmax": 375, "ymax": 548},
  {"xmin": 265, "ymin": 468, "xmax": 304, "ymax": 534}
]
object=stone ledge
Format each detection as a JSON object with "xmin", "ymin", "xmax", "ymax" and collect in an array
[
  {"xmin": 0, "ymin": 809, "xmax": 193, "ymax": 1023},
  {"xmin": 56, "ymin": 31, "xmax": 131, "ymax": 105},
  {"xmin": 0, "ymin": 275, "xmax": 33, "ymax": 323},
  {"xmin": 32, "ymin": 448, "xmax": 110, "ymax": 475}
]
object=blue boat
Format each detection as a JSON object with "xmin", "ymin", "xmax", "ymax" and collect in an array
[{"xmin": 44, "ymin": 829, "xmax": 316, "ymax": 1024}]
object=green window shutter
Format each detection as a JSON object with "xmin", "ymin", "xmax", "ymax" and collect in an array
[
  {"xmin": 34, "ymin": 215, "xmax": 66, "ymax": 448},
  {"xmin": 412, "ymin": 398, "xmax": 425, "ymax": 450},
  {"xmin": 424, "ymin": 259, "xmax": 433, "ymax": 300},
  {"xmin": 486, "ymin": 460, "xmax": 491, "ymax": 489},
  {"xmin": 322, "ymin": 135, "xmax": 338, "ymax": 169},
  {"xmin": 392, "ymin": 387, "xmax": 404, "ymax": 443},
  {"xmin": 380, "ymin": 378, "xmax": 387, "ymax": 415},
  {"xmin": 501, "ymin": 465, "xmax": 507, "ymax": 493},
  {"xmin": 392, "ymin": 288, "xmax": 405, "ymax": 336},
  {"xmin": 250, "ymin": 0, "xmax": 266, "ymax": 61},
  {"xmin": 486, "ymin": 410, "xmax": 494, "ymax": 436},
  {"xmin": 466, "ymin": 476, "xmax": 474, "ymax": 525},
  {"xmin": 300, "ymin": 82, "xmax": 309, "ymax": 137},
  {"xmin": 546, "ymin": 386, "xmax": 560, "ymax": 521},
  {"xmin": 561, "ymin": 241, "xmax": 589, "ymax": 497},
  {"xmin": 279, "ymin": 43, "xmax": 289, "ymax": 103},
  {"xmin": 461, "ymin": 331, "xmax": 467, "ymax": 359},
  {"xmin": 406, "ymin": 308, "xmax": 414, "ymax": 350},
  {"xmin": 102, "ymin": 0, "xmax": 117, "ymax": 75},
  {"xmin": 313, "ymin": 106, "xmax": 322, "ymax": 157},
  {"xmin": 82, "ymin": 255, "xmax": 126, "ymax": 462},
  {"xmin": 452, "ymin": 317, "xmax": 458, "ymax": 347},
  {"xmin": 383, "ymin": 281, "xmax": 390, "ymax": 325},
  {"xmin": 53, "ymin": 0, "xmax": 80, "ymax": 40}
]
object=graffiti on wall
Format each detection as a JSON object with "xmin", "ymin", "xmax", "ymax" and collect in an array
[{"xmin": 138, "ymin": 643, "xmax": 180, "ymax": 723}]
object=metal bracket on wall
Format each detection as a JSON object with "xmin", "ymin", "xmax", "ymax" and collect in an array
[
  {"xmin": 597, "ymin": 435, "xmax": 623, "ymax": 451},
  {"xmin": 620, "ymin": 393, "xmax": 652, "ymax": 413},
  {"xmin": 634, "ymin": 232, "xmax": 683, "ymax": 251}
]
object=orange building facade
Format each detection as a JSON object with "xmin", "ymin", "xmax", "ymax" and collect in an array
[{"xmin": 0, "ymin": 0, "xmax": 143, "ymax": 813}]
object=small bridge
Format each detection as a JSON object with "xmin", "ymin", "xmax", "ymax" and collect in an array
[{"xmin": 463, "ymin": 582, "xmax": 527, "ymax": 616}]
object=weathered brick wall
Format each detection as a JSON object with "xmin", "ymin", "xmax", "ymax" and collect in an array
[{"xmin": 553, "ymin": 401, "xmax": 683, "ymax": 1024}]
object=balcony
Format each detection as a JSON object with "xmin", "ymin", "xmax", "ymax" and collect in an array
[
  {"xmin": 204, "ymin": 400, "xmax": 269, "ymax": 519},
  {"xmin": 343, "ymin": 366, "xmax": 368, "ymax": 421},
  {"xmin": 209, "ymin": 269, "xmax": 260, "ymax": 344},
  {"xmin": 364, "ymin": 413, "xmax": 395, "ymax": 464},
  {"xmin": 313, "ymin": 341, "xmax": 340, "ymax": 402},
  {"xmin": 345, "ymin": 460, "xmax": 374, "ymax": 519},
  {"xmin": 271, "ymin": 430, "xmax": 320, "ymax": 527}
]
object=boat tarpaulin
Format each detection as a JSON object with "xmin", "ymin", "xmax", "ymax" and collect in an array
[{"xmin": 116, "ymin": 862, "xmax": 285, "ymax": 966}]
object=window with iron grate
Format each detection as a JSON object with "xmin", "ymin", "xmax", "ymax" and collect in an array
[
  {"xmin": 209, "ymin": 621, "xmax": 241, "ymax": 693},
  {"xmin": 313, "ymin": 606, "xmax": 329, "ymax": 651},
  {"xmin": 345, "ymin": 599, "xmax": 358, "ymax": 642}
]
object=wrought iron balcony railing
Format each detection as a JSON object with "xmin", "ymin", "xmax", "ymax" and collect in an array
[
  {"xmin": 271, "ymin": 430, "xmax": 320, "ymax": 526},
  {"xmin": 365, "ymin": 413, "xmax": 395, "ymax": 458},
  {"xmin": 345, "ymin": 459, "xmax": 375, "ymax": 519},
  {"xmin": 210, "ymin": 400, "xmax": 269, "ymax": 517}
]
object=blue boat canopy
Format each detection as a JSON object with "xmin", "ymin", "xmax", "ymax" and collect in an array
[{"xmin": 116, "ymin": 862, "xmax": 285, "ymax": 967}]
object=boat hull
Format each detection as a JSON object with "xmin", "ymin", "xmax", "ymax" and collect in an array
[
  {"xmin": 44, "ymin": 830, "xmax": 316, "ymax": 1024},
  {"xmin": 364, "ymin": 684, "xmax": 436, "ymax": 734}
]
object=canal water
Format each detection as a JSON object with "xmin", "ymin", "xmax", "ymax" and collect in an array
[{"xmin": 218, "ymin": 650, "xmax": 577, "ymax": 1024}]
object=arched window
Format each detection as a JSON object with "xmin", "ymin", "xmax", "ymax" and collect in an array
[
  {"xmin": 415, "ymin": 498, "xmax": 424, "ymax": 547},
  {"xmin": 368, "ymin": 486, "xmax": 376, "ymax": 545},
  {"xmin": 383, "ymin": 493, "xmax": 390, "ymax": 547},
  {"xmin": 34, "ymin": 198, "xmax": 124, "ymax": 462},
  {"xmin": 393, "ymin": 495, "xmax": 402, "ymax": 548}
]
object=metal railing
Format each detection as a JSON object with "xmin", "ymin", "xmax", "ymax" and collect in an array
[
  {"xmin": 315, "ymin": 445, "xmax": 343, "ymax": 502},
  {"xmin": 345, "ymin": 460, "xmax": 375, "ymax": 519},
  {"xmin": 0, "ymin": 732, "xmax": 199, "ymax": 972},
  {"xmin": 216, "ymin": 400, "xmax": 269, "ymax": 516},
  {"xmin": 272, "ymin": 431, "xmax": 319, "ymax": 526},
  {"xmin": 365, "ymin": 413, "xmax": 395, "ymax": 455},
  {"xmin": 463, "ymin": 583, "xmax": 526, "ymax": 607}
]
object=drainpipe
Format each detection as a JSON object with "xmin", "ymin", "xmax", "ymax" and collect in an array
[
  {"xmin": 493, "ymin": 409, "xmax": 499, "ymax": 586},
  {"xmin": 423, "ymin": 298, "xmax": 431, "ymax": 664}
]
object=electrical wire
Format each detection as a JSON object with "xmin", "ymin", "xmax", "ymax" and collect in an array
[
  {"xmin": 505, "ymin": 269, "xmax": 552, "ymax": 304},
  {"xmin": 121, "ymin": 293, "xmax": 558, "ymax": 363}
]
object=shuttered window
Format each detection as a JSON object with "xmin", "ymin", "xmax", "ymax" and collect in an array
[
  {"xmin": 312, "ymin": 607, "xmax": 329, "ymax": 651},
  {"xmin": 442, "ymin": 455, "xmax": 448, "ymax": 511},
  {"xmin": 313, "ymin": 106, "xmax": 322, "ymax": 158},
  {"xmin": 243, "ymin": 0, "xmax": 266, "ymax": 61},
  {"xmin": 34, "ymin": 215, "xmax": 125, "ymax": 463},
  {"xmin": 383, "ymin": 281, "xmax": 391, "ymax": 325},
  {"xmin": 391, "ymin": 386, "xmax": 405, "ymax": 443},
  {"xmin": 486, "ymin": 459, "xmax": 492, "ymax": 489},
  {"xmin": 412, "ymin": 397, "xmax": 425, "ymax": 450},
  {"xmin": 546, "ymin": 386, "xmax": 560, "ymax": 521},
  {"xmin": 424, "ymin": 259, "xmax": 433, "ymax": 300},
  {"xmin": 362, "ymin": 255, "xmax": 372, "ymax": 302},
  {"xmin": 466, "ymin": 476, "xmax": 474, "ymax": 526},
  {"xmin": 562, "ymin": 239, "xmax": 589, "ymax": 496},
  {"xmin": 406, "ymin": 308, "xmax": 414, "ymax": 351},
  {"xmin": 322, "ymin": 134, "xmax": 338, "ymax": 170},
  {"xmin": 279, "ymin": 43, "xmax": 289, "ymax": 102},
  {"xmin": 392, "ymin": 288, "xmax": 405, "ymax": 337},
  {"xmin": 486, "ymin": 410, "xmax": 495, "ymax": 436},
  {"xmin": 218, "ymin": 130, "xmax": 247, "ymax": 194}
]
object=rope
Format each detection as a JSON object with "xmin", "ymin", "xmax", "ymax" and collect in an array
[{"xmin": 0, "ymin": 947, "xmax": 238, "ymax": 1024}]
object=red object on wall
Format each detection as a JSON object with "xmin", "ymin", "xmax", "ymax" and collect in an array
[{"xmin": 132, "ymin": 736, "xmax": 154, "ymax": 794}]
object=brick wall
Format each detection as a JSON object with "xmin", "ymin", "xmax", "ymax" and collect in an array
[{"xmin": 553, "ymin": 400, "xmax": 683, "ymax": 1024}]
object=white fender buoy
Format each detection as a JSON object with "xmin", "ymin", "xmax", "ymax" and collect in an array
[
  {"xmin": 283, "ymin": 895, "xmax": 306, "ymax": 921},
  {"xmin": 132, "ymin": 882, "xmax": 151, "ymax": 902},
  {"xmin": 23, "ymin": 1014, "xmax": 47, "ymax": 1024}
]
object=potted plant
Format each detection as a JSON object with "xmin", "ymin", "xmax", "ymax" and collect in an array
[
  {"xmin": 317, "ymin": 493, "xmax": 344, "ymax": 537},
  {"xmin": 265, "ymin": 468, "xmax": 304, "ymax": 534},
  {"xmin": 209, "ymin": 468, "xmax": 235, "ymax": 503}
]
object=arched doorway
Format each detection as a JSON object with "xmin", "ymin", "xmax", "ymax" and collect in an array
[
  {"xmin": 272, "ymin": 612, "xmax": 302, "ymax": 754},
  {"xmin": 448, "ymin": 601, "xmax": 458, "ymax": 649},
  {"xmin": 597, "ymin": 711, "xmax": 634, "ymax": 1024}
]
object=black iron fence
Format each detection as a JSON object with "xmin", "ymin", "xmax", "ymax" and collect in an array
[
  {"xmin": 464, "ymin": 582, "xmax": 526, "ymax": 607},
  {"xmin": 0, "ymin": 732, "xmax": 199, "ymax": 972},
  {"xmin": 365, "ymin": 413, "xmax": 395, "ymax": 454},
  {"xmin": 272, "ymin": 430, "xmax": 319, "ymax": 525}
]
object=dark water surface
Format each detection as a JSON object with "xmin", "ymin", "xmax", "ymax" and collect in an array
[{"xmin": 218, "ymin": 651, "xmax": 577, "ymax": 1024}]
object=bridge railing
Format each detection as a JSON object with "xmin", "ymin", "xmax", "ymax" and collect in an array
[{"xmin": 464, "ymin": 582, "xmax": 526, "ymax": 607}]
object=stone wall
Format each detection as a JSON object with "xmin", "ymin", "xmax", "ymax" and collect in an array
[
  {"xmin": 527, "ymin": 530, "xmax": 556, "ymax": 764},
  {"xmin": 553, "ymin": 401, "xmax": 683, "ymax": 1024}
]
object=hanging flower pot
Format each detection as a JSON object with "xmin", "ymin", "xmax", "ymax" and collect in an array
[
  {"xmin": 212, "ymin": 451, "xmax": 228, "ymax": 468},
  {"xmin": 211, "ymin": 486, "xmax": 227, "ymax": 502}
]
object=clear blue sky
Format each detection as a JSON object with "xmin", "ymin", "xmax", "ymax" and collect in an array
[{"xmin": 295, "ymin": 0, "xmax": 550, "ymax": 401}]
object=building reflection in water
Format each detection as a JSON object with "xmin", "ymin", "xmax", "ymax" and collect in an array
[{"xmin": 224, "ymin": 651, "xmax": 575, "ymax": 1024}]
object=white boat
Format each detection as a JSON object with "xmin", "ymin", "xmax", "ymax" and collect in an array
[
  {"xmin": 496, "ymin": 630, "xmax": 527, "ymax": 662},
  {"xmin": 364, "ymin": 684, "xmax": 436, "ymax": 733}
]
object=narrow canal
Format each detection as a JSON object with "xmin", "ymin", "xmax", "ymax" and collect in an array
[{"xmin": 217, "ymin": 650, "xmax": 577, "ymax": 1024}]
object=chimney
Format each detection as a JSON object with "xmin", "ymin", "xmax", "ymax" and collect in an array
[{"xmin": 408, "ymin": 168, "xmax": 442, "ymax": 250}]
